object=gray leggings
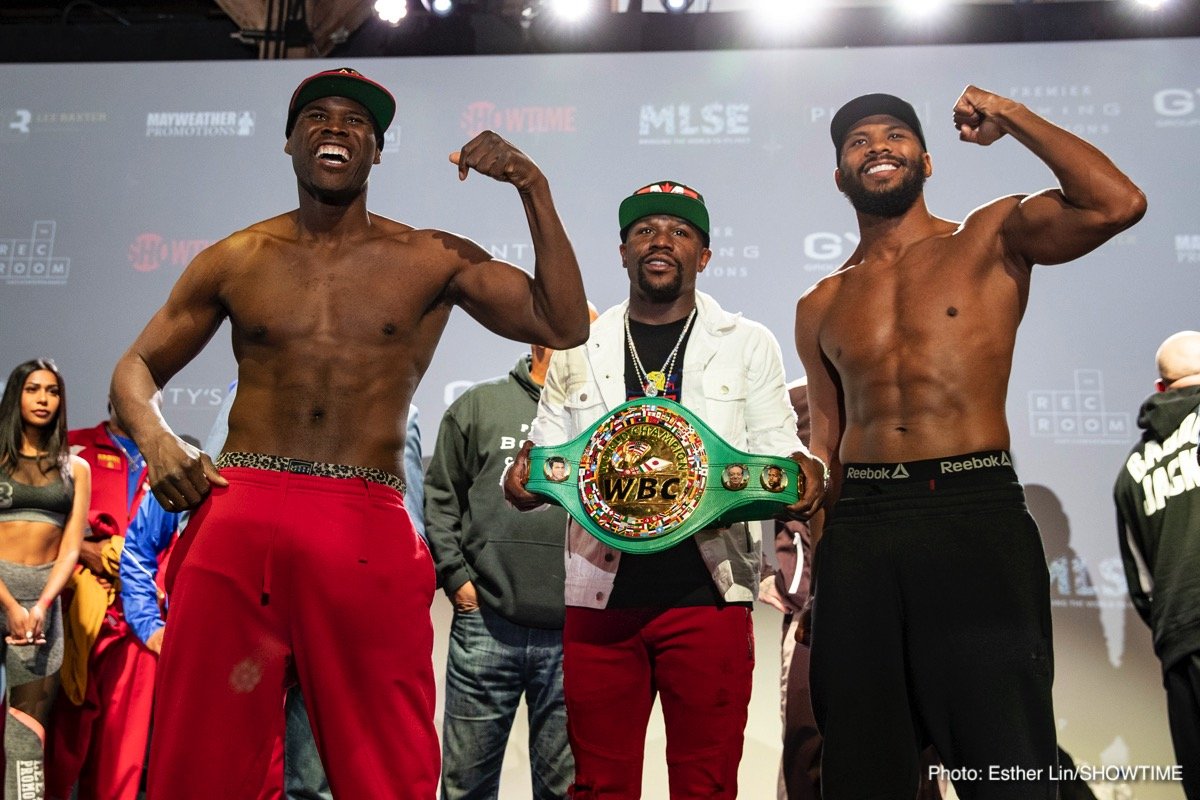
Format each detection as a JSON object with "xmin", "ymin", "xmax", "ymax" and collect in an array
[{"xmin": 0, "ymin": 560, "xmax": 63, "ymax": 686}]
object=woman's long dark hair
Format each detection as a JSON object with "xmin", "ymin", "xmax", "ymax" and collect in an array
[{"xmin": 0, "ymin": 358, "xmax": 70, "ymax": 478}]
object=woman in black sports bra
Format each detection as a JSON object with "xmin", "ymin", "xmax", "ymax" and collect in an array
[{"xmin": 0, "ymin": 358, "xmax": 90, "ymax": 800}]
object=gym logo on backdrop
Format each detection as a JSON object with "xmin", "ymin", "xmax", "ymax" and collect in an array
[
  {"xmin": 800, "ymin": 231, "xmax": 859, "ymax": 274},
  {"xmin": 0, "ymin": 107, "xmax": 108, "ymax": 142},
  {"xmin": 1007, "ymin": 84, "xmax": 1120, "ymax": 137},
  {"xmin": 145, "ymin": 110, "xmax": 255, "ymax": 137},
  {"xmin": 1027, "ymin": 369, "xmax": 1130, "ymax": 444},
  {"xmin": 460, "ymin": 101, "xmax": 577, "ymax": 138},
  {"xmin": 128, "ymin": 233, "xmax": 214, "ymax": 273},
  {"xmin": 1153, "ymin": 88, "xmax": 1200, "ymax": 128},
  {"xmin": 638, "ymin": 102, "xmax": 750, "ymax": 146},
  {"xmin": 0, "ymin": 221, "xmax": 71, "ymax": 286}
]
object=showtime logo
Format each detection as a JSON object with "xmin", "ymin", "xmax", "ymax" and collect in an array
[
  {"xmin": 129, "ymin": 233, "xmax": 214, "ymax": 273},
  {"xmin": 460, "ymin": 102, "xmax": 577, "ymax": 138},
  {"xmin": 0, "ymin": 221, "xmax": 70, "ymax": 285}
]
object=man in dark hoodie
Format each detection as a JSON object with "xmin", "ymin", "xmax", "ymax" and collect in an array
[
  {"xmin": 1114, "ymin": 329, "xmax": 1200, "ymax": 799},
  {"xmin": 425, "ymin": 310, "xmax": 596, "ymax": 799}
]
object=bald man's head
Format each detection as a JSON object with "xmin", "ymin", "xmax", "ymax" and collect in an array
[{"xmin": 1155, "ymin": 330, "xmax": 1200, "ymax": 392}]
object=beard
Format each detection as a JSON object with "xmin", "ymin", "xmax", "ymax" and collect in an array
[
  {"xmin": 841, "ymin": 163, "xmax": 926, "ymax": 219},
  {"xmin": 635, "ymin": 262, "xmax": 684, "ymax": 303}
]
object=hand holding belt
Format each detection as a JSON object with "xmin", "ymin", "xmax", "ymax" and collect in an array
[{"xmin": 527, "ymin": 397, "xmax": 801, "ymax": 554}]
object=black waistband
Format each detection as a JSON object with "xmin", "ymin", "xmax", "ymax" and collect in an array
[{"xmin": 841, "ymin": 450, "xmax": 1016, "ymax": 484}]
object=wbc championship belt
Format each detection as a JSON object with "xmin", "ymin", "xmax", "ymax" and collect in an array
[{"xmin": 527, "ymin": 397, "xmax": 801, "ymax": 554}]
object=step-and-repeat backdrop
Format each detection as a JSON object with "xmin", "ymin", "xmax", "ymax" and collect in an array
[{"xmin": 2, "ymin": 39, "xmax": 1197, "ymax": 796}]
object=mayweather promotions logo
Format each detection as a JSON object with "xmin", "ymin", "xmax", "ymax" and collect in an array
[{"xmin": 578, "ymin": 403, "xmax": 707, "ymax": 541}]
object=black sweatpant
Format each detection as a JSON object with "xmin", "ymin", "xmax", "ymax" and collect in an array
[{"xmin": 810, "ymin": 458, "xmax": 1057, "ymax": 800}]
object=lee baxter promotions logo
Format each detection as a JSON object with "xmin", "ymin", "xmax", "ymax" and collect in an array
[
  {"xmin": 0, "ymin": 221, "xmax": 71, "ymax": 285},
  {"xmin": 145, "ymin": 110, "xmax": 256, "ymax": 138},
  {"xmin": 460, "ymin": 101, "xmax": 577, "ymax": 138},
  {"xmin": 1027, "ymin": 369, "xmax": 1130, "ymax": 443},
  {"xmin": 1, "ymin": 107, "xmax": 108, "ymax": 141}
]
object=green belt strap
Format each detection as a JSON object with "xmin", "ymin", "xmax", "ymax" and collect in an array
[{"xmin": 527, "ymin": 396, "xmax": 800, "ymax": 554}]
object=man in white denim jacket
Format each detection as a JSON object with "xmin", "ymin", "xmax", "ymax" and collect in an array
[{"xmin": 505, "ymin": 180, "xmax": 826, "ymax": 799}]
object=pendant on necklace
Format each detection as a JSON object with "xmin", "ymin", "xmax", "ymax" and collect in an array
[{"xmin": 645, "ymin": 371, "xmax": 666, "ymax": 396}]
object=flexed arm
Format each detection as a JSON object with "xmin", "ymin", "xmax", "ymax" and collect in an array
[
  {"xmin": 952, "ymin": 84, "xmax": 1147, "ymax": 267},
  {"xmin": 447, "ymin": 131, "xmax": 589, "ymax": 350}
]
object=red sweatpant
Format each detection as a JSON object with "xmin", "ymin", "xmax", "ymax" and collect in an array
[
  {"xmin": 562, "ymin": 605, "xmax": 755, "ymax": 799},
  {"xmin": 147, "ymin": 467, "xmax": 438, "ymax": 800},
  {"xmin": 45, "ymin": 603, "xmax": 156, "ymax": 800}
]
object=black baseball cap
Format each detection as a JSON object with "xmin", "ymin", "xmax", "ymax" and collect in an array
[
  {"xmin": 618, "ymin": 181, "xmax": 710, "ymax": 245},
  {"xmin": 830, "ymin": 93, "xmax": 926, "ymax": 162},
  {"xmin": 285, "ymin": 67, "xmax": 395, "ymax": 142}
]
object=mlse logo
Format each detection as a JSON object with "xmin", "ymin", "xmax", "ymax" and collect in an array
[
  {"xmin": 638, "ymin": 104, "xmax": 750, "ymax": 136},
  {"xmin": 1153, "ymin": 89, "xmax": 1200, "ymax": 127}
]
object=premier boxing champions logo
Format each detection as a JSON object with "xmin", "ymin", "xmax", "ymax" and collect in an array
[
  {"xmin": 1027, "ymin": 369, "xmax": 1130, "ymax": 444},
  {"xmin": 0, "ymin": 221, "xmax": 71, "ymax": 286},
  {"xmin": 638, "ymin": 101, "xmax": 750, "ymax": 146},
  {"xmin": 1008, "ymin": 84, "xmax": 1119, "ymax": 137}
]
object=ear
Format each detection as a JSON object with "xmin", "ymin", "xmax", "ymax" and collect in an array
[
  {"xmin": 833, "ymin": 167, "xmax": 844, "ymax": 193},
  {"xmin": 284, "ymin": 138, "xmax": 293, "ymax": 156},
  {"xmin": 374, "ymin": 146, "xmax": 382, "ymax": 165},
  {"xmin": 922, "ymin": 152, "xmax": 933, "ymax": 178},
  {"xmin": 619, "ymin": 242, "xmax": 627, "ymax": 268},
  {"xmin": 697, "ymin": 248, "xmax": 712, "ymax": 274}
]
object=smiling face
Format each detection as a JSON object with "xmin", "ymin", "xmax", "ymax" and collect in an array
[
  {"xmin": 620, "ymin": 214, "xmax": 711, "ymax": 305},
  {"xmin": 284, "ymin": 95, "xmax": 381, "ymax": 204},
  {"xmin": 834, "ymin": 113, "xmax": 931, "ymax": 219},
  {"xmin": 21, "ymin": 369, "xmax": 61, "ymax": 431}
]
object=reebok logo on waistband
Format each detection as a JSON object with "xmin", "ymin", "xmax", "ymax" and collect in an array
[
  {"xmin": 939, "ymin": 452, "xmax": 1012, "ymax": 474},
  {"xmin": 844, "ymin": 463, "xmax": 910, "ymax": 480}
]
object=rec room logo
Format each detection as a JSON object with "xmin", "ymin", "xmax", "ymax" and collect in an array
[
  {"xmin": 145, "ymin": 110, "xmax": 256, "ymax": 137},
  {"xmin": 638, "ymin": 102, "xmax": 750, "ymax": 146},
  {"xmin": 1027, "ymin": 369, "xmax": 1130, "ymax": 443},
  {"xmin": 460, "ymin": 101, "xmax": 577, "ymax": 138},
  {"xmin": 0, "ymin": 221, "xmax": 71, "ymax": 285}
]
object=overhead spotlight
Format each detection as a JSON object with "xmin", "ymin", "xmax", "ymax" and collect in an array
[
  {"xmin": 547, "ymin": 0, "xmax": 593, "ymax": 22},
  {"xmin": 661, "ymin": 0, "xmax": 695, "ymax": 11},
  {"xmin": 1132, "ymin": 0, "xmax": 1167, "ymax": 8},
  {"xmin": 895, "ymin": 0, "xmax": 946, "ymax": 18},
  {"xmin": 429, "ymin": 0, "xmax": 453, "ymax": 13},
  {"xmin": 751, "ymin": 0, "xmax": 809, "ymax": 26},
  {"xmin": 374, "ymin": 0, "xmax": 408, "ymax": 24}
]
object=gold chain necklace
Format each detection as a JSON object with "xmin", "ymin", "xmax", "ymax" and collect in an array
[{"xmin": 623, "ymin": 307, "xmax": 697, "ymax": 397}]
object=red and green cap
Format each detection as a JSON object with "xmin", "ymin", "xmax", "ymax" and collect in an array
[
  {"xmin": 618, "ymin": 180, "xmax": 710, "ymax": 244},
  {"xmin": 285, "ymin": 67, "xmax": 396, "ymax": 142}
]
